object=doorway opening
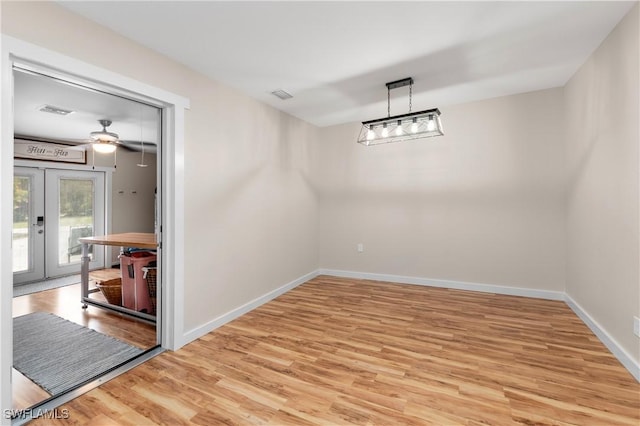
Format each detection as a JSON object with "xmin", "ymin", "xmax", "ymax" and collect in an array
[
  {"xmin": 11, "ymin": 65, "xmax": 162, "ymax": 419},
  {"xmin": 2, "ymin": 36, "xmax": 188, "ymax": 422}
]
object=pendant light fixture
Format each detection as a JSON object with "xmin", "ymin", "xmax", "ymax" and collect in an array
[{"xmin": 357, "ymin": 77, "xmax": 444, "ymax": 146}]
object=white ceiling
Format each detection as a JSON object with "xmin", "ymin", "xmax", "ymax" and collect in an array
[
  {"xmin": 57, "ymin": 1, "xmax": 635, "ymax": 128},
  {"xmin": 13, "ymin": 69, "xmax": 161, "ymax": 150}
]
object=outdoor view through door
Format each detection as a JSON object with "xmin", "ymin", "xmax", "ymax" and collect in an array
[{"xmin": 11, "ymin": 66, "xmax": 162, "ymax": 417}]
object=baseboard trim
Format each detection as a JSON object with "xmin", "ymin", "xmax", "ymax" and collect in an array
[
  {"xmin": 182, "ymin": 269, "xmax": 320, "ymax": 344},
  {"xmin": 564, "ymin": 294, "xmax": 640, "ymax": 382},
  {"xmin": 318, "ymin": 268, "xmax": 565, "ymax": 301}
]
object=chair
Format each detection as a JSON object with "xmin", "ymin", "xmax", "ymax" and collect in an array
[{"xmin": 67, "ymin": 225, "xmax": 93, "ymax": 262}]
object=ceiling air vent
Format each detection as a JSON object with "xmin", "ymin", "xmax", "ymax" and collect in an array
[
  {"xmin": 271, "ymin": 89, "xmax": 293, "ymax": 100},
  {"xmin": 38, "ymin": 104, "xmax": 74, "ymax": 116}
]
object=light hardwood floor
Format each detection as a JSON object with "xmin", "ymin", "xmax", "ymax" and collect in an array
[
  {"xmin": 13, "ymin": 271, "xmax": 157, "ymax": 411},
  {"xmin": 29, "ymin": 275, "xmax": 639, "ymax": 425}
]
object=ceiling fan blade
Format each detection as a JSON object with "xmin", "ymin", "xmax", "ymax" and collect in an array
[{"xmin": 118, "ymin": 140, "xmax": 158, "ymax": 153}]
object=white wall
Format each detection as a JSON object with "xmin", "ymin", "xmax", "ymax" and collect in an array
[
  {"xmin": 92, "ymin": 150, "xmax": 157, "ymax": 264},
  {"xmin": 315, "ymin": 89, "xmax": 566, "ymax": 292},
  {"xmin": 108, "ymin": 152, "xmax": 156, "ymax": 234},
  {"xmin": 564, "ymin": 5, "xmax": 639, "ymax": 364},
  {"xmin": 181, "ymin": 80, "xmax": 318, "ymax": 331}
]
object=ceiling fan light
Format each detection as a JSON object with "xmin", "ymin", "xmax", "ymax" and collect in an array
[{"xmin": 93, "ymin": 141, "xmax": 117, "ymax": 154}]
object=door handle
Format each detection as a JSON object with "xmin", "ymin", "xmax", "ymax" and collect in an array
[{"xmin": 36, "ymin": 216, "xmax": 44, "ymax": 227}]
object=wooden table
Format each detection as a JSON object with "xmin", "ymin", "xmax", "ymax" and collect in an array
[{"xmin": 79, "ymin": 233, "xmax": 157, "ymax": 322}]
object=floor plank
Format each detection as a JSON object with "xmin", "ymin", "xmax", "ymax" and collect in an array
[{"xmin": 27, "ymin": 276, "xmax": 640, "ymax": 425}]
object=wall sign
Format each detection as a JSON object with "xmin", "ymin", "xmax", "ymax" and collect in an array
[{"xmin": 14, "ymin": 139, "xmax": 86, "ymax": 164}]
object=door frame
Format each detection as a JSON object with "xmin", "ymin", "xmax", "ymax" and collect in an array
[
  {"xmin": 11, "ymin": 167, "xmax": 45, "ymax": 284},
  {"xmin": 1, "ymin": 35, "xmax": 190, "ymax": 414}
]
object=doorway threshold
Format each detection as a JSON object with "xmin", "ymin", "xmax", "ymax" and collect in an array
[
  {"xmin": 11, "ymin": 346, "xmax": 164, "ymax": 425},
  {"xmin": 13, "ymin": 274, "xmax": 81, "ymax": 297}
]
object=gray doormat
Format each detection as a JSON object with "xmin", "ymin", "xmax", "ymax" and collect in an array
[
  {"xmin": 13, "ymin": 275, "xmax": 81, "ymax": 298},
  {"xmin": 13, "ymin": 312, "xmax": 143, "ymax": 395}
]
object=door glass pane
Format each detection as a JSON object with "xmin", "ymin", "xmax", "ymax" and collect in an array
[
  {"xmin": 58, "ymin": 178, "xmax": 94, "ymax": 265},
  {"xmin": 13, "ymin": 176, "xmax": 30, "ymax": 273}
]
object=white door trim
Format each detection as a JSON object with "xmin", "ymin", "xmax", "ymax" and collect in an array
[
  {"xmin": 12, "ymin": 167, "xmax": 45, "ymax": 284},
  {"xmin": 1, "ymin": 35, "xmax": 190, "ymax": 416}
]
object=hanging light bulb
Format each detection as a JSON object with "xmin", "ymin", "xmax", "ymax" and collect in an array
[
  {"xmin": 427, "ymin": 114, "xmax": 436, "ymax": 131},
  {"xmin": 411, "ymin": 117, "xmax": 418, "ymax": 133},
  {"xmin": 367, "ymin": 125, "xmax": 375, "ymax": 141},
  {"xmin": 395, "ymin": 120, "xmax": 403, "ymax": 136},
  {"xmin": 382, "ymin": 122, "xmax": 389, "ymax": 138}
]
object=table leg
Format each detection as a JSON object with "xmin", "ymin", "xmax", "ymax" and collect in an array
[{"xmin": 81, "ymin": 242, "xmax": 90, "ymax": 309}]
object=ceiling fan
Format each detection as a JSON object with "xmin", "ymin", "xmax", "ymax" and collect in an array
[
  {"xmin": 68, "ymin": 119, "xmax": 121, "ymax": 154},
  {"xmin": 90, "ymin": 119, "xmax": 119, "ymax": 153},
  {"xmin": 72, "ymin": 119, "xmax": 157, "ymax": 154}
]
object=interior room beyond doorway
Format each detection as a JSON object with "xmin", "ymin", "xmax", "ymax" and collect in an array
[{"xmin": 11, "ymin": 66, "xmax": 162, "ymax": 415}]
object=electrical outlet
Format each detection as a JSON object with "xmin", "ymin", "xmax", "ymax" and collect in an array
[
  {"xmin": 634, "ymin": 316, "xmax": 640, "ymax": 338},
  {"xmin": 357, "ymin": 243, "xmax": 364, "ymax": 253}
]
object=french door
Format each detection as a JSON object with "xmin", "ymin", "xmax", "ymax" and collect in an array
[{"xmin": 13, "ymin": 167, "xmax": 106, "ymax": 285}]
